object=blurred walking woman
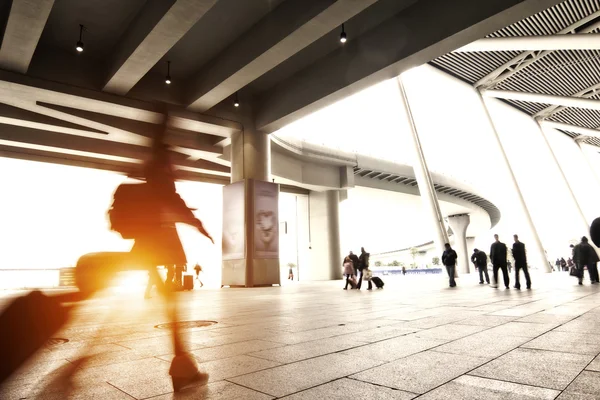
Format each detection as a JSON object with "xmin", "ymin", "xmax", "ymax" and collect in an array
[{"xmin": 75, "ymin": 122, "xmax": 214, "ymax": 391}]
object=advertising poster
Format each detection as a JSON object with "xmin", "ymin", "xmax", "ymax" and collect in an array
[
  {"xmin": 222, "ymin": 182, "xmax": 245, "ymax": 260},
  {"xmin": 253, "ymin": 180, "xmax": 279, "ymax": 259}
]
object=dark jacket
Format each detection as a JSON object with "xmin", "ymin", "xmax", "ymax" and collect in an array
[
  {"xmin": 471, "ymin": 251, "xmax": 487, "ymax": 268},
  {"xmin": 575, "ymin": 242, "xmax": 600, "ymax": 266},
  {"xmin": 512, "ymin": 241, "xmax": 527, "ymax": 267},
  {"xmin": 442, "ymin": 249, "xmax": 458, "ymax": 267},
  {"xmin": 349, "ymin": 254, "xmax": 360, "ymax": 270},
  {"xmin": 490, "ymin": 241, "xmax": 507, "ymax": 267},
  {"xmin": 358, "ymin": 252, "xmax": 370, "ymax": 271}
]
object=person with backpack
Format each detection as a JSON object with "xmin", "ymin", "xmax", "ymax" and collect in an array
[
  {"xmin": 75, "ymin": 121, "xmax": 214, "ymax": 391},
  {"xmin": 471, "ymin": 249, "xmax": 489, "ymax": 284},
  {"xmin": 441, "ymin": 243, "xmax": 457, "ymax": 287}
]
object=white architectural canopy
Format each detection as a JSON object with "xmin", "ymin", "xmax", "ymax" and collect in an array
[{"xmin": 434, "ymin": 0, "xmax": 600, "ymax": 148}]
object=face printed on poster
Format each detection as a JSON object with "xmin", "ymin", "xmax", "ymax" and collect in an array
[
  {"xmin": 222, "ymin": 182, "xmax": 245, "ymax": 260},
  {"xmin": 254, "ymin": 181, "xmax": 279, "ymax": 259}
]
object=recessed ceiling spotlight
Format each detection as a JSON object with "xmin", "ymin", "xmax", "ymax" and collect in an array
[
  {"xmin": 165, "ymin": 61, "xmax": 171, "ymax": 85},
  {"xmin": 76, "ymin": 24, "xmax": 85, "ymax": 52},
  {"xmin": 340, "ymin": 23, "xmax": 347, "ymax": 43}
]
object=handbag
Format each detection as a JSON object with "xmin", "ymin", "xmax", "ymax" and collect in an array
[
  {"xmin": 569, "ymin": 266, "xmax": 581, "ymax": 277},
  {"xmin": 364, "ymin": 269, "xmax": 373, "ymax": 281}
]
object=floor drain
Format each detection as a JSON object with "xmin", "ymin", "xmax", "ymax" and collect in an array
[
  {"xmin": 46, "ymin": 338, "xmax": 69, "ymax": 348},
  {"xmin": 338, "ymin": 324, "xmax": 345, "ymax": 326},
  {"xmin": 155, "ymin": 320, "xmax": 217, "ymax": 330}
]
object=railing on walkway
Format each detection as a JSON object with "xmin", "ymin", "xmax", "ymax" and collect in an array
[
  {"xmin": 0, "ymin": 269, "xmax": 75, "ymax": 289},
  {"xmin": 373, "ymin": 268, "xmax": 443, "ymax": 276}
]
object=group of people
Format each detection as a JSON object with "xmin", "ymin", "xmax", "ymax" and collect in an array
[
  {"xmin": 342, "ymin": 247, "xmax": 374, "ymax": 290},
  {"xmin": 441, "ymin": 233, "xmax": 600, "ymax": 288},
  {"xmin": 144, "ymin": 263, "xmax": 205, "ymax": 298},
  {"xmin": 554, "ymin": 257, "xmax": 573, "ymax": 272},
  {"xmin": 442, "ymin": 234, "xmax": 531, "ymax": 289}
]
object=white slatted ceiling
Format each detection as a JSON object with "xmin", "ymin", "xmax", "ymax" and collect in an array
[{"xmin": 429, "ymin": 0, "xmax": 600, "ymax": 144}]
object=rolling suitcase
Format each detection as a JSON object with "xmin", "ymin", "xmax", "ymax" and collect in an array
[
  {"xmin": 0, "ymin": 290, "xmax": 70, "ymax": 385},
  {"xmin": 371, "ymin": 276, "xmax": 384, "ymax": 289},
  {"xmin": 183, "ymin": 275, "xmax": 194, "ymax": 291}
]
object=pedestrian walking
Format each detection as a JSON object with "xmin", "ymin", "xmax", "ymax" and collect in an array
[
  {"xmin": 441, "ymin": 243, "xmax": 457, "ymax": 287},
  {"xmin": 490, "ymin": 234, "xmax": 509, "ymax": 289},
  {"xmin": 512, "ymin": 235, "xmax": 531, "ymax": 290},
  {"xmin": 357, "ymin": 247, "xmax": 370, "ymax": 289},
  {"xmin": 471, "ymin": 249, "xmax": 489, "ymax": 284},
  {"xmin": 560, "ymin": 258, "xmax": 567, "ymax": 272},
  {"xmin": 364, "ymin": 267, "xmax": 374, "ymax": 290},
  {"xmin": 573, "ymin": 237, "xmax": 599, "ymax": 285},
  {"xmin": 343, "ymin": 257, "xmax": 356, "ymax": 290},
  {"xmin": 194, "ymin": 263, "xmax": 204, "ymax": 287}
]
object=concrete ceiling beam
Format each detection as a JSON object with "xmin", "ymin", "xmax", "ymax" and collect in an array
[
  {"xmin": 103, "ymin": 0, "xmax": 219, "ymax": 95},
  {"xmin": 185, "ymin": 0, "xmax": 379, "ymax": 112},
  {"xmin": 254, "ymin": 0, "xmax": 562, "ymax": 133},
  {"xmin": 0, "ymin": 123, "xmax": 230, "ymax": 172},
  {"xmin": 0, "ymin": 0, "xmax": 55, "ymax": 73}
]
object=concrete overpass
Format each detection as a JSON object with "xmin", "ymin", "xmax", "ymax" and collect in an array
[{"xmin": 0, "ymin": 69, "xmax": 500, "ymax": 229}]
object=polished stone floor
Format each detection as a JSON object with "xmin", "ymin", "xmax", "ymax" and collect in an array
[{"xmin": 2, "ymin": 271, "xmax": 600, "ymax": 399}]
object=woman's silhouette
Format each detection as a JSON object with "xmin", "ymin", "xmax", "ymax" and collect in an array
[
  {"xmin": 74, "ymin": 120, "xmax": 214, "ymax": 391},
  {"xmin": 0, "ymin": 118, "xmax": 214, "ymax": 391}
]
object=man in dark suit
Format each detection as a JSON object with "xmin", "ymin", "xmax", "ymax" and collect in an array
[
  {"xmin": 573, "ymin": 236, "xmax": 599, "ymax": 285},
  {"xmin": 357, "ymin": 247, "xmax": 370, "ymax": 289},
  {"xmin": 512, "ymin": 234, "xmax": 531, "ymax": 290},
  {"xmin": 490, "ymin": 234, "xmax": 509, "ymax": 289},
  {"xmin": 471, "ymin": 249, "xmax": 489, "ymax": 284},
  {"xmin": 441, "ymin": 243, "xmax": 458, "ymax": 287}
]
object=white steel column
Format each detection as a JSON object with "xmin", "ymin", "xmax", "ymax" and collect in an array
[
  {"xmin": 577, "ymin": 140, "xmax": 600, "ymax": 188},
  {"xmin": 397, "ymin": 76, "xmax": 449, "ymax": 255},
  {"xmin": 447, "ymin": 214, "xmax": 471, "ymax": 274},
  {"xmin": 536, "ymin": 120, "xmax": 593, "ymax": 228},
  {"xmin": 478, "ymin": 92, "xmax": 551, "ymax": 272}
]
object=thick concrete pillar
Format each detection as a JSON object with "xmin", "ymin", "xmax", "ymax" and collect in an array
[
  {"xmin": 478, "ymin": 92, "xmax": 550, "ymax": 272},
  {"xmin": 222, "ymin": 110, "xmax": 278, "ymax": 287},
  {"xmin": 447, "ymin": 214, "xmax": 471, "ymax": 274},
  {"xmin": 230, "ymin": 128, "xmax": 270, "ymax": 183},
  {"xmin": 307, "ymin": 190, "xmax": 342, "ymax": 280},
  {"xmin": 396, "ymin": 76, "xmax": 449, "ymax": 255}
]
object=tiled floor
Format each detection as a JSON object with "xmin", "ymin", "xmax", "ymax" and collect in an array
[{"xmin": 2, "ymin": 271, "xmax": 600, "ymax": 399}]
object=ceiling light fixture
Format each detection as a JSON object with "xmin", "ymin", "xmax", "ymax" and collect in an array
[
  {"xmin": 165, "ymin": 61, "xmax": 171, "ymax": 85},
  {"xmin": 340, "ymin": 23, "xmax": 347, "ymax": 43},
  {"xmin": 76, "ymin": 24, "xmax": 85, "ymax": 52},
  {"xmin": 234, "ymin": 92, "xmax": 239, "ymax": 107}
]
